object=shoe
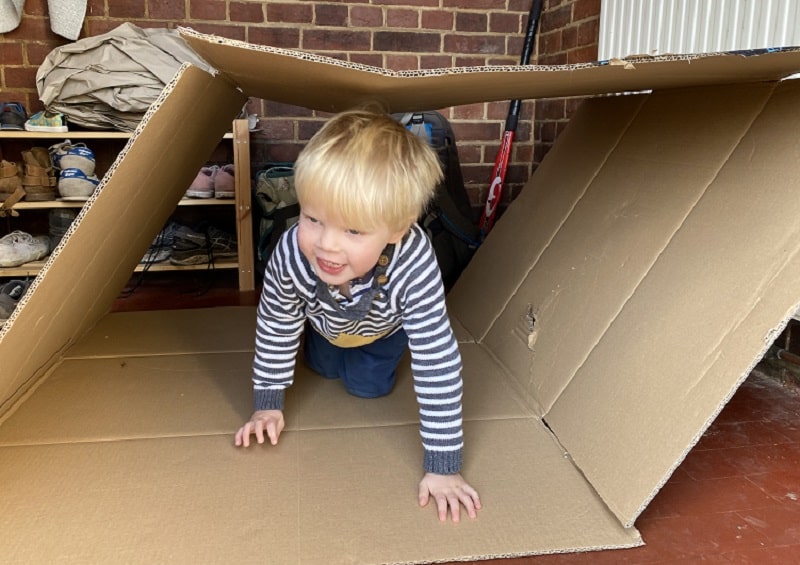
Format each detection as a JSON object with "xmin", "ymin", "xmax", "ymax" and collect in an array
[
  {"xmin": 57, "ymin": 167, "xmax": 99, "ymax": 200},
  {"xmin": 49, "ymin": 140, "xmax": 95, "ymax": 175},
  {"xmin": 170, "ymin": 224, "xmax": 237, "ymax": 265},
  {"xmin": 0, "ymin": 160, "xmax": 22, "ymax": 194},
  {"xmin": 24, "ymin": 110, "xmax": 68, "ymax": 133},
  {"xmin": 214, "ymin": 163, "xmax": 235, "ymax": 198},
  {"xmin": 140, "ymin": 221, "xmax": 181, "ymax": 264},
  {"xmin": 21, "ymin": 148, "xmax": 56, "ymax": 201},
  {"xmin": 184, "ymin": 165, "xmax": 218, "ymax": 198},
  {"xmin": 0, "ymin": 279, "xmax": 31, "ymax": 324},
  {"xmin": 0, "ymin": 102, "xmax": 27, "ymax": 131},
  {"xmin": 48, "ymin": 208, "xmax": 77, "ymax": 250},
  {"xmin": 0, "ymin": 231, "xmax": 49, "ymax": 267}
]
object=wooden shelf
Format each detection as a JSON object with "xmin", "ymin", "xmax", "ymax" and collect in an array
[
  {"xmin": 0, "ymin": 120, "xmax": 253, "ymax": 291},
  {"xmin": 0, "ymin": 131, "xmax": 234, "ymax": 140},
  {"xmin": 0, "ymin": 259, "xmax": 240, "ymax": 278}
]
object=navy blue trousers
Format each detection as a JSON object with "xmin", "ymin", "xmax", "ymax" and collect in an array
[{"xmin": 303, "ymin": 325, "xmax": 408, "ymax": 398}]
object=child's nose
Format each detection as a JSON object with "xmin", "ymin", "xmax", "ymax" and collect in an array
[{"xmin": 318, "ymin": 226, "xmax": 339, "ymax": 251}]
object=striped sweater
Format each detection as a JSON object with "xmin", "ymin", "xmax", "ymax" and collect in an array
[{"xmin": 252, "ymin": 223, "xmax": 464, "ymax": 474}]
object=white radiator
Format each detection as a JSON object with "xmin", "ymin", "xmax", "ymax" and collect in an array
[{"xmin": 599, "ymin": 0, "xmax": 800, "ymax": 60}]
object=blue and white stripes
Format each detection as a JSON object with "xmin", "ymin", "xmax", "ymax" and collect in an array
[{"xmin": 252, "ymin": 223, "xmax": 464, "ymax": 474}]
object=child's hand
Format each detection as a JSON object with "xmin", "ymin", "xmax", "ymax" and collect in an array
[
  {"xmin": 234, "ymin": 409, "xmax": 285, "ymax": 447},
  {"xmin": 418, "ymin": 472, "xmax": 481, "ymax": 523}
]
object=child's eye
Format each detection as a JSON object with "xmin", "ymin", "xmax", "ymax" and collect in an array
[
  {"xmin": 346, "ymin": 228, "xmax": 362, "ymax": 236},
  {"xmin": 304, "ymin": 214, "xmax": 319, "ymax": 224}
]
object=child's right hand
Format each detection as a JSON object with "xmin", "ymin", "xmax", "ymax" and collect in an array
[{"xmin": 234, "ymin": 409, "xmax": 285, "ymax": 447}]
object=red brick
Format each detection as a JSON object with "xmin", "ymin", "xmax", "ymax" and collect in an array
[
  {"xmin": 189, "ymin": 23, "xmax": 245, "ymax": 41},
  {"xmin": 386, "ymin": 8, "xmax": 419, "ymax": 29},
  {"xmin": 248, "ymin": 27, "xmax": 300, "ymax": 49},
  {"xmin": 490, "ymin": 12, "xmax": 521, "ymax": 34},
  {"xmin": 4, "ymin": 66, "xmax": 37, "ymax": 89},
  {"xmin": 374, "ymin": 0, "xmax": 438, "ymax": 6},
  {"xmin": 454, "ymin": 55, "xmax": 488, "ymax": 66},
  {"xmin": 304, "ymin": 29, "xmax": 371, "ymax": 52},
  {"xmin": 453, "ymin": 120, "xmax": 502, "ymax": 142},
  {"xmin": 0, "ymin": 43, "xmax": 23, "ymax": 66},
  {"xmin": 315, "ymin": 4, "xmax": 348, "ymax": 27},
  {"xmin": 541, "ymin": 29, "xmax": 563, "ymax": 54},
  {"xmin": 421, "ymin": 10, "xmax": 452, "ymax": 30},
  {"xmin": 577, "ymin": 18, "xmax": 599, "ymax": 47},
  {"xmin": 230, "ymin": 3, "xmax": 264, "ymax": 23},
  {"xmin": 263, "ymin": 100, "xmax": 314, "ymax": 119},
  {"xmin": 574, "ymin": 0, "xmax": 601, "ymax": 21},
  {"xmin": 25, "ymin": 41, "xmax": 61, "ymax": 66},
  {"xmin": 562, "ymin": 26, "xmax": 577, "ymax": 50},
  {"xmin": 444, "ymin": 34, "xmax": 505, "ymax": 56},
  {"xmin": 443, "ymin": 0, "xmax": 505, "ymax": 9},
  {"xmin": 86, "ymin": 0, "xmax": 105, "ymax": 17},
  {"xmin": 109, "ymin": 0, "xmax": 146, "ymax": 19},
  {"xmin": 420, "ymin": 54, "xmax": 452, "ymax": 69},
  {"xmin": 540, "ymin": 4, "xmax": 572, "ymax": 34},
  {"xmin": 351, "ymin": 6, "xmax": 383, "ymax": 28},
  {"xmin": 149, "ymin": 0, "xmax": 186, "ymax": 20},
  {"xmin": 189, "ymin": 0, "xmax": 226, "ymax": 21},
  {"xmin": 267, "ymin": 3, "xmax": 313, "ymax": 24},
  {"xmin": 385, "ymin": 54, "xmax": 418, "ymax": 71},
  {"xmin": 452, "ymin": 103, "xmax": 485, "ymax": 120},
  {"xmin": 24, "ymin": 0, "xmax": 47, "ymax": 17},
  {"xmin": 568, "ymin": 44, "xmax": 597, "ymax": 63},
  {"xmin": 374, "ymin": 31, "xmax": 439, "ymax": 53},
  {"xmin": 455, "ymin": 11, "xmax": 487, "ymax": 33},
  {"xmin": 350, "ymin": 53, "xmax": 384, "ymax": 68}
]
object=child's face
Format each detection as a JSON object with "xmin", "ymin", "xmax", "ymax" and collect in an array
[{"xmin": 297, "ymin": 203, "xmax": 408, "ymax": 287}]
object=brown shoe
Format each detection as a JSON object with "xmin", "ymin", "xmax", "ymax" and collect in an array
[{"xmin": 21, "ymin": 149, "xmax": 56, "ymax": 201}]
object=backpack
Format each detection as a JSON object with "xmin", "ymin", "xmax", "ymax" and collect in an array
[
  {"xmin": 394, "ymin": 111, "xmax": 480, "ymax": 290},
  {"xmin": 252, "ymin": 162, "xmax": 300, "ymax": 275}
]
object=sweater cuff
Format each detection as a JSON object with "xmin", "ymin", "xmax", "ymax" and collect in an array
[
  {"xmin": 254, "ymin": 388, "xmax": 285, "ymax": 411},
  {"xmin": 423, "ymin": 448, "xmax": 463, "ymax": 475}
]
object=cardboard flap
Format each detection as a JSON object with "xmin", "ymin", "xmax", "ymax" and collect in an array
[
  {"xmin": 0, "ymin": 66, "xmax": 246, "ymax": 421},
  {"xmin": 180, "ymin": 28, "xmax": 800, "ymax": 113},
  {"xmin": 524, "ymin": 80, "xmax": 800, "ymax": 527}
]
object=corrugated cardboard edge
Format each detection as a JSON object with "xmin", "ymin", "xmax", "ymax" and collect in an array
[
  {"xmin": 0, "ymin": 64, "xmax": 246, "ymax": 421},
  {"xmin": 180, "ymin": 28, "xmax": 800, "ymax": 113}
]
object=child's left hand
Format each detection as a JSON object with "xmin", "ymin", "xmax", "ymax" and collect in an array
[{"xmin": 418, "ymin": 472, "xmax": 481, "ymax": 523}]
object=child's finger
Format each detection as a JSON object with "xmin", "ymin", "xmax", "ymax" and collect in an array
[{"xmin": 266, "ymin": 421, "xmax": 279, "ymax": 445}]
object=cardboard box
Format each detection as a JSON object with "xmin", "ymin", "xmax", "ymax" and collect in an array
[{"xmin": 2, "ymin": 31, "xmax": 800, "ymax": 563}]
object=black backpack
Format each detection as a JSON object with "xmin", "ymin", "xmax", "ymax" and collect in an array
[{"xmin": 395, "ymin": 111, "xmax": 480, "ymax": 290}]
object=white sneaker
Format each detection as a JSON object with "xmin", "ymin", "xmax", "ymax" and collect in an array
[{"xmin": 0, "ymin": 231, "xmax": 50, "ymax": 267}]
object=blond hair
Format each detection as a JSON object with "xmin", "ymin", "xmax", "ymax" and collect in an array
[{"xmin": 294, "ymin": 106, "xmax": 443, "ymax": 233}]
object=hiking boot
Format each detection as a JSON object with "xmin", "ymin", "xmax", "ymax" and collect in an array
[
  {"xmin": 170, "ymin": 224, "xmax": 237, "ymax": 265},
  {"xmin": 0, "ymin": 279, "xmax": 31, "ymax": 324},
  {"xmin": 0, "ymin": 102, "xmax": 27, "ymax": 131},
  {"xmin": 24, "ymin": 110, "xmax": 67, "ymax": 133},
  {"xmin": 21, "ymin": 148, "xmax": 56, "ymax": 201},
  {"xmin": 214, "ymin": 163, "xmax": 235, "ymax": 198},
  {"xmin": 184, "ymin": 166, "xmax": 218, "ymax": 199},
  {"xmin": 49, "ymin": 140, "xmax": 96, "ymax": 175},
  {"xmin": 0, "ymin": 230, "xmax": 49, "ymax": 267},
  {"xmin": 58, "ymin": 167, "xmax": 100, "ymax": 201}
]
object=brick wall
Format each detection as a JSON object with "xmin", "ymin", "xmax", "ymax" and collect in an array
[{"xmin": 0, "ymin": 0, "xmax": 600, "ymax": 212}]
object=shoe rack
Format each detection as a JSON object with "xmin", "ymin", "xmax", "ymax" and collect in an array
[{"xmin": 0, "ymin": 119, "xmax": 255, "ymax": 291}]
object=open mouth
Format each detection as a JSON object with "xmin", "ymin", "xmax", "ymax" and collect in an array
[{"xmin": 317, "ymin": 257, "xmax": 345, "ymax": 276}]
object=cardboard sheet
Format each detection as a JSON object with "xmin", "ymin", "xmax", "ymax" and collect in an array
[
  {"xmin": 0, "ymin": 310, "xmax": 640, "ymax": 564},
  {"xmin": 3, "ymin": 31, "xmax": 800, "ymax": 563}
]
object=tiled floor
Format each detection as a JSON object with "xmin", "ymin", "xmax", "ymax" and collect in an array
[{"xmin": 114, "ymin": 274, "xmax": 800, "ymax": 564}]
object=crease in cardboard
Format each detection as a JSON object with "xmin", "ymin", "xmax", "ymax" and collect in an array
[{"xmin": 524, "ymin": 99, "xmax": 645, "ymax": 406}]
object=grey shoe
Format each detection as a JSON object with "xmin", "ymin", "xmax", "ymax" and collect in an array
[
  {"xmin": 170, "ymin": 224, "xmax": 237, "ymax": 266},
  {"xmin": 0, "ymin": 279, "xmax": 31, "ymax": 324},
  {"xmin": 0, "ymin": 231, "xmax": 49, "ymax": 267}
]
